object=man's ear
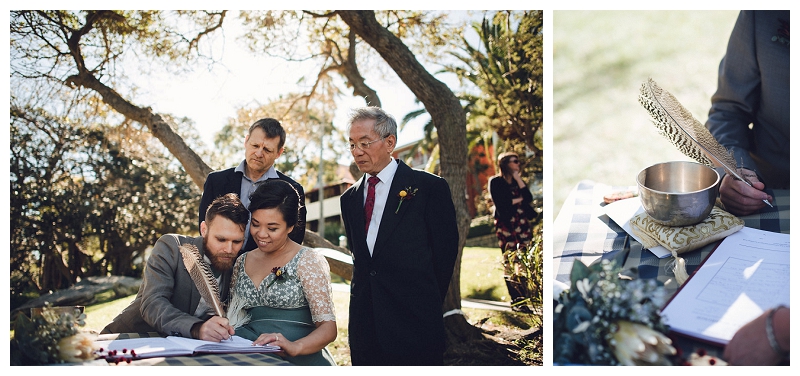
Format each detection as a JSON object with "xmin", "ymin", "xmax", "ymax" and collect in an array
[
  {"xmin": 200, "ymin": 221, "xmax": 207, "ymax": 237},
  {"xmin": 276, "ymin": 146, "xmax": 285, "ymax": 158},
  {"xmin": 385, "ymin": 134, "xmax": 396, "ymax": 153}
]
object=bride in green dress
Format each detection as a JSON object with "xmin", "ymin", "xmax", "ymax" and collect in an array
[{"xmin": 227, "ymin": 179, "xmax": 337, "ymax": 365}]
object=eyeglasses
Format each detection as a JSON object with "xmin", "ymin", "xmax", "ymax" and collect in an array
[{"xmin": 349, "ymin": 136, "xmax": 386, "ymax": 152}]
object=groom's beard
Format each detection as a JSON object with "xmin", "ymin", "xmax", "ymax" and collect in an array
[{"xmin": 202, "ymin": 237, "xmax": 236, "ymax": 272}]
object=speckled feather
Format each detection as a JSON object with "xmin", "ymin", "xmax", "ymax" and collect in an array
[
  {"xmin": 638, "ymin": 78, "xmax": 740, "ymax": 177},
  {"xmin": 180, "ymin": 244, "xmax": 225, "ymax": 317}
]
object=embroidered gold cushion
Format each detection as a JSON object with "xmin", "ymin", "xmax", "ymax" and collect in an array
[{"xmin": 630, "ymin": 206, "xmax": 744, "ymax": 254}]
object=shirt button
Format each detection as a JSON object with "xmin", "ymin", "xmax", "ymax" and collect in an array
[{"xmin": 369, "ymin": 270, "xmax": 377, "ymax": 277}]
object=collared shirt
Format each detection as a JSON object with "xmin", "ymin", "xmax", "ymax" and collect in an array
[
  {"xmin": 364, "ymin": 158, "xmax": 398, "ymax": 255},
  {"xmin": 235, "ymin": 160, "xmax": 279, "ymax": 243}
]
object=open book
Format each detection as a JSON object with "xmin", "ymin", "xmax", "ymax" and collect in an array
[
  {"xmin": 660, "ymin": 227, "xmax": 790, "ymax": 346},
  {"xmin": 95, "ymin": 335, "xmax": 280, "ymax": 359}
]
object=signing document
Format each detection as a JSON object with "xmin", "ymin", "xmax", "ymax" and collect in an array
[
  {"xmin": 95, "ymin": 335, "xmax": 280, "ymax": 359},
  {"xmin": 660, "ymin": 226, "xmax": 790, "ymax": 345}
]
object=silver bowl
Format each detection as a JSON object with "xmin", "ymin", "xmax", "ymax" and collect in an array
[{"xmin": 636, "ymin": 161, "xmax": 720, "ymax": 227}]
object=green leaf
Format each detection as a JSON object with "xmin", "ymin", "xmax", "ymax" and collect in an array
[
  {"xmin": 565, "ymin": 304, "xmax": 592, "ymax": 332},
  {"xmin": 569, "ymin": 259, "xmax": 589, "ymax": 289}
]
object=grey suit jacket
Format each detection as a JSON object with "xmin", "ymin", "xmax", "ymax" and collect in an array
[
  {"xmin": 706, "ymin": 10, "xmax": 790, "ymax": 188},
  {"xmin": 101, "ymin": 234, "xmax": 232, "ymax": 337}
]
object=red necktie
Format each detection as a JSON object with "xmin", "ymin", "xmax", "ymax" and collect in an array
[{"xmin": 364, "ymin": 175, "xmax": 380, "ymax": 233}]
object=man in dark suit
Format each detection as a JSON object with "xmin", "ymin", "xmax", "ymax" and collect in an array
[
  {"xmin": 706, "ymin": 10, "xmax": 788, "ymax": 215},
  {"xmin": 102, "ymin": 194, "xmax": 248, "ymax": 341},
  {"xmin": 340, "ymin": 106, "xmax": 459, "ymax": 366},
  {"xmin": 199, "ymin": 118, "xmax": 306, "ymax": 254}
]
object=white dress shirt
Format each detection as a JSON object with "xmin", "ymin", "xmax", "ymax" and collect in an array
[{"xmin": 364, "ymin": 158, "xmax": 397, "ymax": 255}]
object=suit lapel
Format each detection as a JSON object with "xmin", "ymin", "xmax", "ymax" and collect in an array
[
  {"xmin": 228, "ymin": 169, "xmax": 244, "ymax": 197},
  {"xmin": 372, "ymin": 160, "xmax": 416, "ymax": 258},
  {"xmin": 348, "ymin": 174, "xmax": 369, "ymax": 243}
]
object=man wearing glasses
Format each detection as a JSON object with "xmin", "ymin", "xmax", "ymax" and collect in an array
[
  {"xmin": 198, "ymin": 118, "xmax": 306, "ymax": 255},
  {"xmin": 340, "ymin": 106, "xmax": 459, "ymax": 365}
]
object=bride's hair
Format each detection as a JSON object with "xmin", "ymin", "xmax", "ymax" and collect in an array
[{"xmin": 248, "ymin": 179, "xmax": 303, "ymax": 228}]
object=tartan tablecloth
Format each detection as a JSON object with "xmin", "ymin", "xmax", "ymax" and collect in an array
[
  {"xmin": 553, "ymin": 180, "xmax": 790, "ymax": 297},
  {"xmin": 95, "ymin": 332, "xmax": 294, "ymax": 366}
]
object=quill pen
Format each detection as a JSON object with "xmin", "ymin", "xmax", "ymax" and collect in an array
[
  {"xmin": 638, "ymin": 78, "xmax": 772, "ymax": 207},
  {"xmin": 180, "ymin": 244, "xmax": 225, "ymax": 317}
]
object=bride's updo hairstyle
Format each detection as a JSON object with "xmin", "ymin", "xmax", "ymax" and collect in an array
[{"xmin": 248, "ymin": 179, "xmax": 303, "ymax": 229}]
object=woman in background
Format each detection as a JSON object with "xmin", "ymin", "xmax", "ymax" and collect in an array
[
  {"xmin": 488, "ymin": 152, "xmax": 534, "ymax": 313},
  {"xmin": 227, "ymin": 179, "xmax": 337, "ymax": 365}
]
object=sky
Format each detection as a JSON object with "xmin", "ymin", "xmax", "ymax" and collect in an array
[{"xmin": 127, "ymin": 11, "xmax": 476, "ymax": 156}]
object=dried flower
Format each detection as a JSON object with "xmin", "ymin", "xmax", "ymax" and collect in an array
[
  {"xmin": 395, "ymin": 186, "xmax": 418, "ymax": 214},
  {"xmin": 10, "ymin": 304, "xmax": 97, "ymax": 365},
  {"xmin": 685, "ymin": 351, "xmax": 727, "ymax": 366},
  {"xmin": 553, "ymin": 253, "xmax": 673, "ymax": 365},
  {"xmin": 57, "ymin": 332, "xmax": 99, "ymax": 363},
  {"xmin": 611, "ymin": 321, "xmax": 675, "ymax": 366}
]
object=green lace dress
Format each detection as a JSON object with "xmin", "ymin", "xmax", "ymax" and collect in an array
[{"xmin": 227, "ymin": 247, "xmax": 337, "ymax": 365}]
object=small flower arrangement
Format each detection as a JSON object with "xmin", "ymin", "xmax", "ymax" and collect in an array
[
  {"xmin": 553, "ymin": 253, "xmax": 676, "ymax": 365},
  {"xmin": 772, "ymin": 18, "xmax": 789, "ymax": 46},
  {"xmin": 395, "ymin": 186, "xmax": 418, "ymax": 213},
  {"xmin": 10, "ymin": 304, "xmax": 98, "ymax": 365},
  {"xmin": 262, "ymin": 265, "xmax": 287, "ymax": 290}
]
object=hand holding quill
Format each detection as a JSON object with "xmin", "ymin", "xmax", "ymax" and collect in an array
[{"xmin": 638, "ymin": 78, "xmax": 772, "ymax": 208}]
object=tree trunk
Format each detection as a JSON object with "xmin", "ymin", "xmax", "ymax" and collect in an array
[
  {"xmin": 302, "ymin": 230, "xmax": 353, "ymax": 281},
  {"xmin": 338, "ymin": 10, "xmax": 478, "ymax": 341},
  {"xmin": 67, "ymin": 72, "xmax": 211, "ymax": 189}
]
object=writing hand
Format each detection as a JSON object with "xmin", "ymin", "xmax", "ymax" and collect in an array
[
  {"xmin": 197, "ymin": 316, "xmax": 235, "ymax": 342},
  {"xmin": 718, "ymin": 168, "xmax": 772, "ymax": 215}
]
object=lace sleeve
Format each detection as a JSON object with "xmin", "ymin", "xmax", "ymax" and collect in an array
[{"xmin": 297, "ymin": 248, "xmax": 336, "ymax": 323}]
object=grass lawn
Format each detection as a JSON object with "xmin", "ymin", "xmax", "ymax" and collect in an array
[
  {"xmin": 80, "ymin": 246, "xmax": 514, "ymax": 366},
  {"xmin": 552, "ymin": 10, "xmax": 740, "ymax": 220}
]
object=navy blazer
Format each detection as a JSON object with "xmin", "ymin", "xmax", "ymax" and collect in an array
[
  {"xmin": 199, "ymin": 166, "xmax": 306, "ymax": 254},
  {"xmin": 340, "ymin": 160, "xmax": 459, "ymax": 365}
]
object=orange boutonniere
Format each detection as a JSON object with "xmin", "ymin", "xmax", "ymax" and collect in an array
[
  {"xmin": 271, "ymin": 266, "xmax": 285, "ymax": 279},
  {"xmin": 395, "ymin": 186, "xmax": 418, "ymax": 214},
  {"xmin": 262, "ymin": 266, "xmax": 286, "ymax": 290}
]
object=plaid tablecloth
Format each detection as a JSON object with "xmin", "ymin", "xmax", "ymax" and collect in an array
[
  {"xmin": 553, "ymin": 180, "xmax": 790, "ymax": 297},
  {"xmin": 95, "ymin": 332, "xmax": 294, "ymax": 366},
  {"xmin": 552, "ymin": 180, "xmax": 790, "ymax": 361}
]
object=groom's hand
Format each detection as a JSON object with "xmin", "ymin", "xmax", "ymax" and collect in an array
[
  {"xmin": 719, "ymin": 168, "xmax": 772, "ymax": 215},
  {"xmin": 195, "ymin": 316, "xmax": 235, "ymax": 342}
]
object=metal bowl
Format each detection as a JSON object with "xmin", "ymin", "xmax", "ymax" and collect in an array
[{"xmin": 636, "ymin": 161, "xmax": 720, "ymax": 227}]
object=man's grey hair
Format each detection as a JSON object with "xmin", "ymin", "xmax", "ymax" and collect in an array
[
  {"xmin": 249, "ymin": 118, "xmax": 286, "ymax": 149},
  {"xmin": 347, "ymin": 106, "xmax": 397, "ymax": 138}
]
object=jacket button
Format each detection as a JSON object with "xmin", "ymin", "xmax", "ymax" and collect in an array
[{"xmin": 369, "ymin": 270, "xmax": 377, "ymax": 277}]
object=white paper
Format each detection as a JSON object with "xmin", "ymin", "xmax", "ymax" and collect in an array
[
  {"xmin": 603, "ymin": 197, "xmax": 671, "ymax": 258},
  {"xmin": 660, "ymin": 227, "xmax": 790, "ymax": 345},
  {"xmin": 95, "ymin": 335, "xmax": 279, "ymax": 359}
]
